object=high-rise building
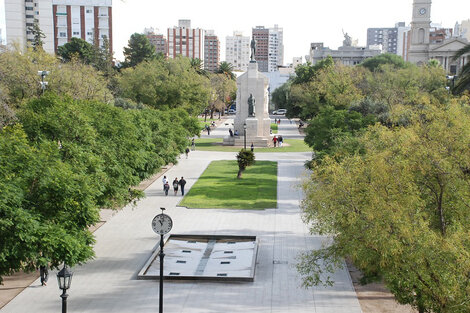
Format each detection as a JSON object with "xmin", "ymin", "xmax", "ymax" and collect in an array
[
  {"xmin": 4, "ymin": 0, "xmax": 112, "ymax": 54},
  {"xmin": 144, "ymin": 27, "xmax": 167, "ymax": 57},
  {"xmin": 204, "ymin": 30, "xmax": 219, "ymax": 72},
  {"xmin": 225, "ymin": 31, "xmax": 250, "ymax": 71},
  {"xmin": 0, "ymin": 27, "xmax": 3, "ymax": 45},
  {"xmin": 367, "ymin": 27, "xmax": 398, "ymax": 54},
  {"xmin": 268, "ymin": 25, "xmax": 284, "ymax": 72},
  {"xmin": 252, "ymin": 25, "xmax": 284, "ymax": 72},
  {"xmin": 396, "ymin": 22, "xmax": 411, "ymax": 58},
  {"xmin": 167, "ymin": 19, "xmax": 204, "ymax": 61}
]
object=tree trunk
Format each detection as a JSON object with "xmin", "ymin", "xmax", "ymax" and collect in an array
[
  {"xmin": 237, "ymin": 168, "xmax": 244, "ymax": 179},
  {"xmin": 204, "ymin": 112, "xmax": 207, "ymax": 122}
]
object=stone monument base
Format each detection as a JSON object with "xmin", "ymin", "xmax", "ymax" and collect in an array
[
  {"xmin": 223, "ymin": 118, "xmax": 271, "ymax": 147},
  {"xmin": 223, "ymin": 136, "xmax": 271, "ymax": 147}
]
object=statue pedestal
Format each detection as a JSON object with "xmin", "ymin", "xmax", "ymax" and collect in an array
[{"xmin": 223, "ymin": 61, "xmax": 271, "ymax": 147}]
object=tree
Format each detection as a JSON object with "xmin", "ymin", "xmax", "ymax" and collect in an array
[
  {"xmin": 190, "ymin": 58, "xmax": 208, "ymax": 77},
  {"xmin": 292, "ymin": 56, "xmax": 334, "ymax": 84},
  {"xmin": 119, "ymin": 57, "xmax": 211, "ymax": 115},
  {"xmin": 271, "ymin": 82, "xmax": 290, "ymax": 111},
  {"xmin": 217, "ymin": 61, "xmax": 236, "ymax": 80},
  {"xmin": 57, "ymin": 37, "xmax": 95, "ymax": 64},
  {"xmin": 122, "ymin": 33, "xmax": 156, "ymax": 68},
  {"xmin": 207, "ymin": 73, "xmax": 237, "ymax": 118},
  {"xmin": 27, "ymin": 21, "xmax": 45, "ymax": 51},
  {"xmin": 299, "ymin": 101, "xmax": 470, "ymax": 313},
  {"xmin": 452, "ymin": 43, "xmax": 470, "ymax": 94},
  {"xmin": 360, "ymin": 53, "xmax": 407, "ymax": 72},
  {"xmin": 0, "ymin": 48, "xmax": 112, "ymax": 105},
  {"xmin": 236, "ymin": 149, "xmax": 255, "ymax": 179},
  {"xmin": 304, "ymin": 105, "xmax": 374, "ymax": 157}
]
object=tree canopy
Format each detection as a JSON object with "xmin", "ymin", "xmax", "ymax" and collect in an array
[
  {"xmin": 122, "ymin": 33, "xmax": 156, "ymax": 68},
  {"xmin": 57, "ymin": 37, "xmax": 96, "ymax": 64}
]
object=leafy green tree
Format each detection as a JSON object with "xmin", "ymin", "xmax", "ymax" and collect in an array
[
  {"xmin": 207, "ymin": 73, "xmax": 236, "ymax": 118},
  {"xmin": 122, "ymin": 33, "xmax": 156, "ymax": 68},
  {"xmin": 119, "ymin": 57, "xmax": 210, "ymax": 115},
  {"xmin": 0, "ymin": 48, "xmax": 112, "ymax": 105},
  {"xmin": 292, "ymin": 56, "xmax": 334, "ymax": 84},
  {"xmin": 57, "ymin": 37, "xmax": 95, "ymax": 64},
  {"xmin": 452, "ymin": 43, "xmax": 470, "ymax": 94},
  {"xmin": 190, "ymin": 58, "xmax": 208, "ymax": 77},
  {"xmin": 360, "ymin": 53, "xmax": 407, "ymax": 72},
  {"xmin": 300, "ymin": 101, "xmax": 470, "ymax": 313},
  {"xmin": 304, "ymin": 105, "xmax": 375, "ymax": 160},
  {"xmin": 236, "ymin": 149, "xmax": 255, "ymax": 179},
  {"xmin": 271, "ymin": 82, "xmax": 290, "ymax": 111},
  {"xmin": 27, "ymin": 21, "xmax": 45, "ymax": 51},
  {"xmin": 217, "ymin": 61, "xmax": 236, "ymax": 80}
]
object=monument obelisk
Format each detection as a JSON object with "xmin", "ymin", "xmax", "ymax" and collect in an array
[{"xmin": 224, "ymin": 37, "xmax": 271, "ymax": 147}]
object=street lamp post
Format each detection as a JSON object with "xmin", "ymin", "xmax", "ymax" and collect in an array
[
  {"xmin": 243, "ymin": 122, "xmax": 247, "ymax": 150},
  {"xmin": 38, "ymin": 70, "xmax": 50, "ymax": 95},
  {"xmin": 56, "ymin": 264, "xmax": 73, "ymax": 313},
  {"xmin": 446, "ymin": 75, "xmax": 457, "ymax": 94}
]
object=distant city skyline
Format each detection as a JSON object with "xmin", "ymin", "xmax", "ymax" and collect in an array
[{"xmin": 1, "ymin": 0, "xmax": 470, "ymax": 64}]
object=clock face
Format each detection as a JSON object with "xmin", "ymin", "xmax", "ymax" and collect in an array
[
  {"xmin": 419, "ymin": 8, "xmax": 426, "ymax": 15},
  {"xmin": 152, "ymin": 214, "xmax": 173, "ymax": 235}
]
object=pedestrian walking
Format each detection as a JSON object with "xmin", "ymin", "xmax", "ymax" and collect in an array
[
  {"xmin": 164, "ymin": 182, "xmax": 170, "ymax": 196},
  {"xmin": 162, "ymin": 175, "xmax": 168, "ymax": 191},
  {"xmin": 179, "ymin": 177, "xmax": 187, "ymax": 196},
  {"xmin": 251, "ymin": 143, "xmax": 254, "ymax": 152},
  {"xmin": 273, "ymin": 136, "xmax": 277, "ymax": 147},
  {"xmin": 277, "ymin": 119, "xmax": 281, "ymax": 125},
  {"xmin": 191, "ymin": 138, "xmax": 195, "ymax": 151},
  {"xmin": 278, "ymin": 135, "xmax": 283, "ymax": 147},
  {"xmin": 185, "ymin": 147, "xmax": 190, "ymax": 159},
  {"xmin": 40, "ymin": 265, "xmax": 48, "ymax": 286},
  {"xmin": 173, "ymin": 178, "xmax": 179, "ymax": 196}
]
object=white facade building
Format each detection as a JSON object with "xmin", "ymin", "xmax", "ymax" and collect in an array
[
  {"xmin": 396, "ymin": 22, "xmax": 411, "ymax": 59},
  {"xmin": 225, "ymin": 31, "xmax": 250, "ymax": 71},
  {"xmin": 4, "ymin": 0, "xmax": 112, "ymax": 54},
  {"xmin": 268, "ymin": 25, "xmax": 284, "ymax": 72},
  {"xmin": 167, "ymin": 19, "xmax": 204, "ymax": 60}
]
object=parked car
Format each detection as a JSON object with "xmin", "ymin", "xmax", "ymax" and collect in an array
[
  {"xmin": 274, "ymin": 109, "xmax": 287, "ymax": 115},
  {"xmin": 228, "ymin": 109, "xmax": 236, "ymax": 114}
]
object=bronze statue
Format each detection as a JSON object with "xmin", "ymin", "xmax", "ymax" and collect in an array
[
  {"xmin": 250, "ymin": 38, "xmax": 256, "ymax": 62},
  {"xmin": 248, "ymin": 94, "xmax": 255, "ymax": 117}
]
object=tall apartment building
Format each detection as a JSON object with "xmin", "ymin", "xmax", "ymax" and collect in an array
[
  {"xmin": 252, "ymin": 25, "xmax": 284, "ymax": 72},
  {"xmin": 225, "ymin": 31, "xmax": 250, "ymax": 71},
  {"xmin": 5, "ymin": 0, "xmax": 112, "ymax": 54},
  {"xmin": 144, "ymin": 27, "xmax": 167, "ymax": 56},
  {"xmin": 167, "ymin": 19, "xmax": 204, "ymax": 60},
  {"xmin": 204, "ymin": 30, "xmax": 219, "ymax": 72},
  {"xmin": 367, "ymin": 27, "xmax": 398, "ymax": 54},
  {"xmin": 268, "ymin": 25, "xmax": 284, "ymax": 72},
  {"xmin": 0, "ymin": 28, "xmax": 4, "ymax": 45}
]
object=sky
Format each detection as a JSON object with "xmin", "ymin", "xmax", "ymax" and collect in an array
[{"xmin": 1, "ymin": 0, "xmax": 470, "ymax": 62}]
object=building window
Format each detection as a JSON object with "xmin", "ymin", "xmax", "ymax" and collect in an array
[
  {"xmin": 25, "ymin": 6, "xmax": 33, "ymax": 10},
  {"xmin": 60, "ymin": 32, "xmax": 66, "ymax": 37},
  {"xmin": 26, "ymin": 15, "xmax": 34, "ymax": 18},
  {"xmin": 87, "ymin": 32, "xmax": 93, "ymax": 35},
  {"xmin": 73, "ymin": 32, "xmax": 79, "ymax": 35},
  {"xmin": 86, "ymin": 9, "xmax": 92, "ymax": 13}
]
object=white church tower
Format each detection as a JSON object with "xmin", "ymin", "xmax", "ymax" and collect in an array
[{"xmin": 408, "ymin": 0, "xmax": 432, "ymax": 64}]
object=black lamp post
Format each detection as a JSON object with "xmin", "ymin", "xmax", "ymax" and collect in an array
[
  {"xmin": 57, "ymin": 264, "xmax": 73, "ymax": 313},
  {"xmin": 243, "ymin": 122, "xmax": 247, "ymax": 150}
]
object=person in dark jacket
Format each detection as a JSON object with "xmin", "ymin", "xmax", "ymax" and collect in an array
[
  {"xmin": 179, "ymin": 177, "xmax": 187, "ymax": 196},
  {"xmin": 173, "ymin": 178, "xmax": 179, "ymax": 196},
  {"xmin": 40, "ymin": 265, "xmax": 48, "ymax": 286}
]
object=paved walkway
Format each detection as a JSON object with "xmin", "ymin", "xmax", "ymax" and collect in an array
[{"xmin": 1, "ymin": 151, "xmax": 361, "ymax": 313}]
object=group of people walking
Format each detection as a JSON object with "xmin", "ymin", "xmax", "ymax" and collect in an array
[
  {"xmin": 272, "ymin": 135, "xmax": 284, "ymax": 147},
  {"xmin": 162, "ymin": 175, "xmax": 187, "ymax": 196}
]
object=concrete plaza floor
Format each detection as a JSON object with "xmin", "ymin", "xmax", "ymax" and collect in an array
[{"xmin": 1, "ymin": 119, "xmax": 362, "ymax": 313}]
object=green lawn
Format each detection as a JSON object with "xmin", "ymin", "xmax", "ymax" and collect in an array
[
  {"xmin": 270, "ymin": 123, "xmax": 278, "ymax": 134},
  {"xmin": 198, "ymin": 117, "xmax": 218, "ymax": 130},
  {"xmin": 179, "ymin": 160, "xmax": 277, "ymax": 210},
  {"xmin": 194, "ymin": 138, "xmax": 312, "ymax": 152}
]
